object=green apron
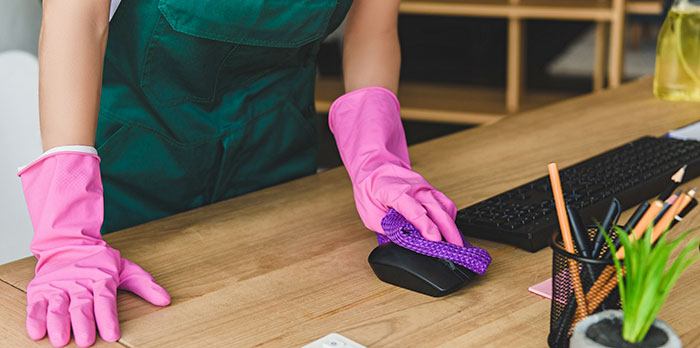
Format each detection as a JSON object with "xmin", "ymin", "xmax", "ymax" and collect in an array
[{"xmin": 96, "ymin": 0, "xmax": 352, "ymax": 233}]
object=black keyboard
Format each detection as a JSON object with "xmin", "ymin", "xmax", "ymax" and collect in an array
[{"xmin": 456, "ymin": 136, "xmax": 700, "ymax": 251}]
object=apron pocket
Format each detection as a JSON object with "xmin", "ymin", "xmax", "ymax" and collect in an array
[
  {"xmin": 158, "ymin": 0, "xmax": 337, "ymax": 47},
  {"xmin": 95, "ymin": 117, "xmax": 128, "ymax": 153},
  {"xmin": 141, "ymin": 0, "xmax": 337, "ymax": 108},
  {"xmin": 96, "ymin": 119, "xmax": 220, "ymax": 233}
]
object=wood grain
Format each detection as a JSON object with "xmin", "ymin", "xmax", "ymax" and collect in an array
[{"xmin": 2, "ymin": 77, "xmax": 700, "ymax": 347}]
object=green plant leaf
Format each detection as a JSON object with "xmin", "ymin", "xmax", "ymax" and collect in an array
[
  {"xmin": 608, "ymin": 222, "xmax": 700, "ymax": 343},
  {"xmin": 642, "ymin": 238, "xmax": 700, "ymax": 341},
  {"xmin": 633, "ymin": 239, "xmax": 672, "ymax": 341},
  {"xmin": 606, "ymin": 226, "xmax": 629, "ymax": 334},
  {"xmin": 603, "ymin": 226, "xmax": 626, "ymax": 301}
]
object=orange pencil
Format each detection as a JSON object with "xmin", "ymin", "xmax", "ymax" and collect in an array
[
  {"xmin": 616, "ymin": 200, "xmax": 664, "ymax": 259},
  {"xmin": 548, "ymin": 164, "xmax": 577, "ymax": 256},
  {"xmin": 651, "ymin": 188, "xmax": 696, "ymax": 242},
  {"xmin": 548, "ymin": 163, "xmax": 588, "ymax": 322}
]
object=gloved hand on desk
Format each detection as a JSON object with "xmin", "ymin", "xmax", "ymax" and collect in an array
[
  {"xmin": 19, "ymin": 148, "xmax": 170, "ymax": 347},
  {"xmin": 329, "ymin": 87, "xmax": 464, "ymax": 247}
]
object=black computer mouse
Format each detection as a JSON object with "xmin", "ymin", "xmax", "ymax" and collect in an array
[{"xmin": 368, "ymin": 242, "xmax": 476, "ymax": 297}]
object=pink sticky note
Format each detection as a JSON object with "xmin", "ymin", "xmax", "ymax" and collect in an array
[{"xmin": 528, "ymin": 278, "xmax": 552, "ymax": 299}]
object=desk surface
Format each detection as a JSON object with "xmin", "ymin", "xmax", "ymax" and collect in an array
[{"xmin": 2, "ymin": 77, "xmax": 700, "ymax": 347}]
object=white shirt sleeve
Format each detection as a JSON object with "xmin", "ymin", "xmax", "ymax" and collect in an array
[
  {"xmin": 17, "ymin": 146, "xmax": 98, "ymax": 172},
  {"xmin": 109, "ymin": 0, "xmax": 122, "ymax": 21}
]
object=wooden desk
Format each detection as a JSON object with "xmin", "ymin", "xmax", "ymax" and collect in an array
[{"xmin": 2, "ymin": 77, "xmax": 699, "ymax": 347}]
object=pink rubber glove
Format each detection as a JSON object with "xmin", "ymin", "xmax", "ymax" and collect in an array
[
  {"xmin": 329, "ymin": 87, "xmax": 464, "ymax": 247},
  {"xmin": 18, "ymin": 150, "xmax": 170, "ymax": 347}
]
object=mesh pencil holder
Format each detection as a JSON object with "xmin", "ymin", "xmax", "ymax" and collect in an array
[{"xmin": 547, "ymin": 227, "xmax": 622, "ymax": 348}]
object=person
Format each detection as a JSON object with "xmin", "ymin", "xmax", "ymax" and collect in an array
[{"xmin": 19, "ymin": 0, "xmax": 465, "ymax": 347}]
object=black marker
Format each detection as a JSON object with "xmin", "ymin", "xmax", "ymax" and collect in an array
[
  {"xmin": 654, "ymin": 190, "xmax": 682, "ymax": 225},
  {"xmin": 623, "ymin": 201, "xmax": 650, "ymax": 232},
  {"xmin": 566, "ymin": 204, "xmax": 597, "ymax": 286},
  {"xmin": 592, "ymin": 198, "xmax": 620, "ymax": 258},
  {"xmin": 669, "ymin": 198, "xmax": 698, "ymax": 229},
  {"xmin": 601, "ymin": 201, "xmax": 650, "ymax": 260},
  {"xmin": 567, "ymin": 205, "xmax": 592, "ymax": 257}
]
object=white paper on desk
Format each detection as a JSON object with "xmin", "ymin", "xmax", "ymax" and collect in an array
[{"xmin": 668, "ymin": 121, "xmax": 700, "ymax": 141}]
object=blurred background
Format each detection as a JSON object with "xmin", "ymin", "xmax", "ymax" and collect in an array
[
  {"xmin": 0, "ymin": 0, "xmax": 42, "ymax": 265},
  {"xmin": 0, "ymin": 0, "xmax": 668, "ymax": 264}
]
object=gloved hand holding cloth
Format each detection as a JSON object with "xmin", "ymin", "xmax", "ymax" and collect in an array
[{"xmin": 329, "ymin": 87, "xmax": 464, "ymax": 247}]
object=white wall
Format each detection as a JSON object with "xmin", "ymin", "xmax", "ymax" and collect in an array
[
  {"xmin": 0, "ymin": 0, "xmax": 41, "ymax": 56},
  {"xmin": 0, "ymin": 0, "xmax": 43, "ymax": 265}
]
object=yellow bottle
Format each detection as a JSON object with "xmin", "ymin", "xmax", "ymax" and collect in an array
[{"xmin": 653, "ymin": 0, "xmax": 700, "ymax": 101}]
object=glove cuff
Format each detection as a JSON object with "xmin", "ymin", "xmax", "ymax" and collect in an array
[
  {"xmin": 18, "ymin": 145, "xmax": 99, "ymax": 175},
  {"xmin": 328, "ymin": 86, "xmax": 400, "ymax": 133},
  {"xmin": 19, "ymin": 150, "xmax": 105, "ymax": 257},
  {"xmin": 328, "ymin": 86, "xmax": 409, "ymax": 176}
]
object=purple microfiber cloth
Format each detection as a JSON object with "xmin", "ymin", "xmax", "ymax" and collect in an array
[{"xmin": 379, "ymin": 208, "xmax": 492, "ymax": 275}]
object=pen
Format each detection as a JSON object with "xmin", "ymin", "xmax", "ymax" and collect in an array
[
  {"xmin": 566, "ymin": 204, "xmax": 597, "ymax": 285},
  {"xmin": 567, "ymin": 204, "xmax": 593, "ymax": 257},
  {"xmin": 551, "ymin": 295, "xmax": 578, "ymax": 344},
  {"xmin": 600, "ymin": 201, "xmax": 650, "ymax": 260},
  {"xmin": 623, "ymin": 201, "xmax": 650, "ymax": 232},
  {"xmin": 592, "ymin": 198, "xmax": 620, "ymax": 258},
  {"xmin": 658, "ymin": 165, "xmax": 687, "ymax": 201}
]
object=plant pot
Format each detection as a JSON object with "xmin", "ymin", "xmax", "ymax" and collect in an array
[{"xmin": 571, "ymin": 310, "xmax": 682, "ymax": 348}]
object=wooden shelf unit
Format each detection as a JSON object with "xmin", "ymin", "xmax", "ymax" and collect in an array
[
  {"xmin": 399, "ymin": 0, "xmax": 664, "ymax": 19},
  {"xmin": 315, "ymin": 0, "xmax": 664, "ymax": 125},
  {"xmin": 315, "ymin": 77, "xmax": 577, "ymax": 125},
  {"xmin": 625, "ymin": 0, "xmax": 664, "ymax": 15},
  {"xmin": 400, "ymin": 0, "xmax": 615, "ymax": 20}
]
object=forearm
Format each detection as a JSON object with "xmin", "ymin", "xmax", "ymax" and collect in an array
[
  {"xmin": 39, "ymin": 0, "xmax": 110, "ymax": 151},
  {"xmin": 342, "ymin": 0, "xmax": 401, "ymax": 94}
]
